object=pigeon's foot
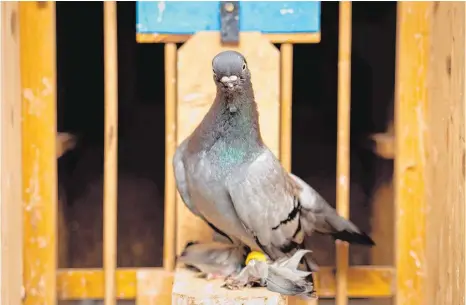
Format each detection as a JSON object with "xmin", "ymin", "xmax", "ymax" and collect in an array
[
  {"xmin": 223, "ymin": 267, "xmax": 252, "ymax": 290},
  {"xmin": 205, "ymin": 272, "xmax": 227, "ymax": 281},
  {"xmin": 266, "ymin": 250, "xmax": 316, "ymax": 298},
  {"xmin": 223, "ymin": 252, "xmax": 270, "ymax": 290}
]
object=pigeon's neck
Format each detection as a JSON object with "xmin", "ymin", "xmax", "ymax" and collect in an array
[{"xmin": 192, "ymin": 86, "xmax": 263, "ymax": 152}]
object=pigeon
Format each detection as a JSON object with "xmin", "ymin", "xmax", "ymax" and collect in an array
[
  {"xmin": 177, "ymin": 240, "xmax": 248, "ymax": 280},
  {"xmin": 173, "ymin": 50, "xmax": 375, "ymax": 298}
]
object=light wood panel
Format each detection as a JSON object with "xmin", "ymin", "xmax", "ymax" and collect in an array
[
  {"xmin": 1, "ymin": 2, "xmax": 23, "ymax": 304},
  {"xmin": 426, "ymin": 2, "xmax": 466, "ymax": 305}
]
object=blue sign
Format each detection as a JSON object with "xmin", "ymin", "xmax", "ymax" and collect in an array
[{"xmin": 136, "ymin": 1, "xmax": 321, "ymax": 35}]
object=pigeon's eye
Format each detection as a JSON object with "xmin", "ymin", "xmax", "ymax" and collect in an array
[{"xmin": 242, "ymin": 63, "xmax": 247, "ymax": 71}]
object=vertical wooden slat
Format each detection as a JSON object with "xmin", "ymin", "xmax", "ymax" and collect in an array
[
  {"xmin": 1, "ymin": 2, "xmax": 22, "ymax": 305},
  {"xmin": 164, "ymin": 43, "xmax": 177, "ymax": 271},
  {"xmin": 336, "ymin": 2, "xmax": 351, "ymax": 305},
  {"xmin": 19, "ymin": 2, "xmax": 57, "ymax": 305},
  {"xmin": 279, "ymin": 43, "xmax": 293, "ymax": 172},
  {"xmin": 281, "ymin": 43, "xmax": 314, "ymax": 305},
  {"xmin": 103, "ymin": 2, "xmax": 118, "ymax": 305},
  {"xmin": 394, "ymin": 3, "xmax": 430, "ymax": 305}
]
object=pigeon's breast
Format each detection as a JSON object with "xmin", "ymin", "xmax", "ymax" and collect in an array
[{"xmin": 185, "ymin": 152, "xmax": 255, "ymax": 246}]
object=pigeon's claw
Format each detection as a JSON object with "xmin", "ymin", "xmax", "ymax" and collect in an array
[
  {"xmin": 223, "ymin": 255, "xmax": 270, "ymax": 290},
  {"xmin": 223, "ymin": 265, "xmax": 254, "ymax": 290}
]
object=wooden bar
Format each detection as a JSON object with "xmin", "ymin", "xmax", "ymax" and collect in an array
[
  {"xmin": 56, "ymin": 266, "xmax": 394, "ymax": 300},
  {"xmin": 19, "ymin": 2, "xmax": 57, "ymax": 305},
  {"xmin": 336, "ymin": 2, "xmax": 351, "ymax": 305},
  {"xmin": 164, "ymin": 43, "xmax": 177, "ymax": 271},
  {"xmin": 279, "ymin": 43, "xmax": 293, "ymax": 172},
  {"xmin": 394, "ymin": 3, "xmax": 430, "ymax": 305},
  {"xmin": 103, "ymin": 2, "xmax": 118, "ymax": 305},
  {"xmin": 1, "ymin": 2, "xmax": 23, "ymax": 305},
  {"xmin": 136, "ymin": 33, "xmax": 321, "ymax": 44}
]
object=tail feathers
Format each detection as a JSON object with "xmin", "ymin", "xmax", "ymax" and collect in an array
[{"xmin": 331, "ymin": 230, "xmax": 375, "ymax": 246}]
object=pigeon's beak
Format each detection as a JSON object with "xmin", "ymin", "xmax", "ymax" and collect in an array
[{"xmin": 220, "ymin": 75, "xmax": 239, "ymax": 88}]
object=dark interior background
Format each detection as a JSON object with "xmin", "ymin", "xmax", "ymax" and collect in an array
[{"xmin": 56, "ymin": 1, "xmax": 396, "ymax": 269}]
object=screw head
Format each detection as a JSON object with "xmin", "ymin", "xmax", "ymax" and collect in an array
[{"xmin": 224, "ymin": 2, "xmax": 234, "ymax": 13}]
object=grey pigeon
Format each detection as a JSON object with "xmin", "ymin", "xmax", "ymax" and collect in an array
[
  {"xmin": 173, "ymin": 50, "xmax": 375, "ymax": 298},
  {"xmin": 177, "ymin": 241, "xmax": 247, "ymax": 280}
]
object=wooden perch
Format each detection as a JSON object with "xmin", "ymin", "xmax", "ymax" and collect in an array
[
  {"xmin": 370, "ymin": 132, "xmax": 394, "ymax": 160},
  {"xmin": 172, "ymin": 268, "xmax": 287, "ymax": 305},
  {"xmin": 370, "ymin": 119, "xmax": 394, "ymax": 160},
  {"xmin": 56, "ymin": 132, "xmax": 77, "ymax": 159}
]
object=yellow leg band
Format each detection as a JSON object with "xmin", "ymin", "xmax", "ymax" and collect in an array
[{"xmin": 245, "ymin": 251, "xmax": 267, "ymax": 265}]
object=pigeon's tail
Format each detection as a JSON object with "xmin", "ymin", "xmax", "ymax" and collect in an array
[
  {"xmin": 331, "ymin": 230, "xmax": 375, "ymax": 246},
  {"xmin": 322, "ymin": 212, "xmax": 376, "ymax": 246}
]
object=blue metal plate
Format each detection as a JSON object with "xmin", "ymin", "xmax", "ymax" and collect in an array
[{"xmin": 136, "ymin": 1, "xmax": 321, "ymax": 34}]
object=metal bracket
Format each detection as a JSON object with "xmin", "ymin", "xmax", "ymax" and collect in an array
[{"xmin": 220, "ymin": 1, "xmax": 240, "ymax": 45}]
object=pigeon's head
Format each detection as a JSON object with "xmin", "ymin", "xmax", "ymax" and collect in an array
[{"xmin": 212, "ymin": 50, "xmax": 251, "ymax": 93}]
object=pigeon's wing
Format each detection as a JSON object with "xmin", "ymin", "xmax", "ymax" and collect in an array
[
  {"xmin": 225, "ymin": 149, "xmax": 305, "ymax": 258},
  {"xmin": 290, "ymin": 173, "xmax": 375, "ymax": 246},
  {"xmin": 225, "ymin": 149, "xmax": 374, "ymax": 258},
  {"xmin": 173, "ymin": 138, "xmax": 202, "ymax": 217}
]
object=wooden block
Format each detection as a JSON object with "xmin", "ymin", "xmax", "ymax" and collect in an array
[
  {"xmin": 172, "ymin": 268, "xmax": 287, "ymax": 305},
  {"xmin": 136, "ymin": 269, "xmax": 173, "ymax": 305},
  {"xmin": 176, "ymin": 31, "xmax": 280, "ymax": 253}
]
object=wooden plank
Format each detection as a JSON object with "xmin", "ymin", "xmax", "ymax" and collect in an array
[
  {"xmin": 136, "ymin": 1, "xmax": 320, "ymax": 34},
  {"xmin": 336, "ymin": 2, "xmax": 351, "ymax": 305},
  {"xmin": 394, "ymin": 3, "xmax": 430, "ymax": 305},
  {"xmin": 103, "ymin": 2, "xmax": 118, "ymax": 305},
  {"xmin": 136, "ymin": 269, "xmax": 173, "ymax": 305},
  {"xmin": 426, "ymin": 3, "xmax": 466, "ymax": 305},
  {"xmin": 136, "ymin": 32, "xmax": 321, "ymax": 44},
  {"xmin": 172, "ymin": 268, "xmax": 286, "ymax": 305},
  {"xmin": 19, "ymin": 2, "xmax": 57, "ymax": 305},
  {"xmin": 0, "ymin": 2, "xmax": 23, "ymax": 305},
  {"xmin": 164, "ymin": 43, "xmax": 177, "ymax": 271},
  {"xmin": 175, "ymin": 31, "xmax": 280, "ymax": 253},
  {"xmin": 56, "ymin": 267, "xmax": 394, "ymax": 300}
]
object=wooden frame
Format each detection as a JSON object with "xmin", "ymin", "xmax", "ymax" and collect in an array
[
  {"xmin": 1, "ymin": 2, "xmax": 23, "ymax": 305},
  {"xmin": 136, "ymin": 33, "xmax": 321, "ymax": 44},
  {"xmin": 18, "ymin": 1, "xmax": 466, "ymax": 305}
]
